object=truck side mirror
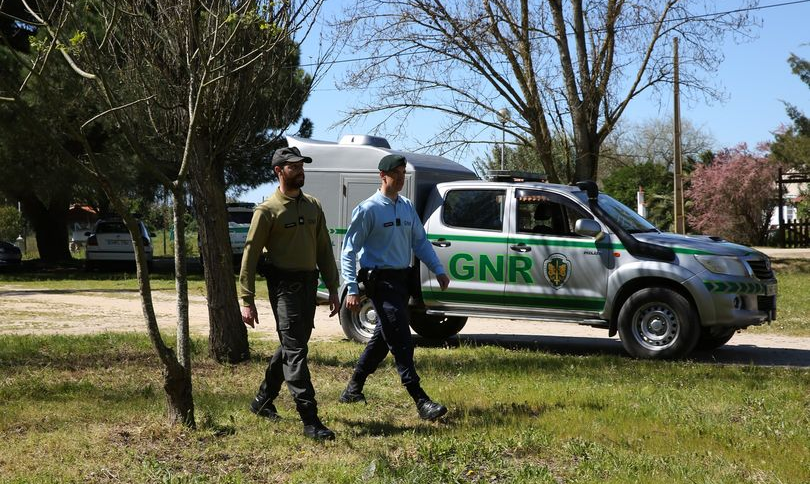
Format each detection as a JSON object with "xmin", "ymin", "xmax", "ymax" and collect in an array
[
  {"xmin": 84, "ymin": 231, "xmax": 92, "ymax": 237},
  {"xmin": 575, "ymin": 219, "xmax": 604, "ymax": 241}
]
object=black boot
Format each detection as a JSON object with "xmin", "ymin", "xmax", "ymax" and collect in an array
[
  {"xmin": 416, "ymin": 399, "xmax": 447, "ymax": 421},
  {"xmin": 299, "ymin": 402, "xmax": 335, "ymax": 441},
  {"xmin": 406, "ymin": 384, "xmax": 447, "ymax": 421},
  {"xmin": 303, "ymin": 418, "xmax": 336, "ymax": 441},
  {"xmin": 250, "ymin": 395, "xmax": 280, "ymax": 421},
  {"xmin": 339, "ymin": 373, "xmax": 367, "ymax": 403}
]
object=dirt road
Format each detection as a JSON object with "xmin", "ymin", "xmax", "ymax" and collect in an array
[{"xmin": 2, "ymin": 285, "xmax": 809, "ymax": 367}]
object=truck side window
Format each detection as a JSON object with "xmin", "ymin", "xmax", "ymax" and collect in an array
[
  {"xmin": 516, "ymin": 191, "xmax": 592, "ymax": 237},
  {"xmin": 443, "ymin": 189, "xmax": 505, "ymax": 231}
]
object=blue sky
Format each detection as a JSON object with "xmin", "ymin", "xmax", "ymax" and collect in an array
[{"xmin": 240, "ymin": 0, "xmax": 810, "ymax": 203}]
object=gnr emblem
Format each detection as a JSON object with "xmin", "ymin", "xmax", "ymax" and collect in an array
[{"xmin": 543, "ymin": 253, "xmax": 571, "ymax": 289}]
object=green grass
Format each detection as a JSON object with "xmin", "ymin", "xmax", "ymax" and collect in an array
[
  {"xmin": 0, "ymin": 263, "xmax": 207, "ymax": 293},
  {"xmin": 749, "ymin": 258, "xmax": 810, "ymax": 336},
  {"xmin": 0, "ymin": 333, "xmax": 807, "ymax": 483},
  {"xmin": 150, "ymin": 230, "xmax": 201, "ymax": 258}
]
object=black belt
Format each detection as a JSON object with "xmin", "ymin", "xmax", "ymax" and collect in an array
[
  {"xmin": 360, "ymin": 267, "xmax": 409, "ymax": 279},
  {"xmin": 268, "ymin": 265, "xmax": 318, "ymax": 282}
]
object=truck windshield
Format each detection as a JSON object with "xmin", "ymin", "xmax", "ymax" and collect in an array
[{"xmin": 575, "ymin": 193, "xmax": 659, "ymax": 233}]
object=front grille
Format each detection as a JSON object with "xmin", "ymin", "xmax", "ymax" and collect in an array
[{"xmin": 747, "ymin": 258, "xmax": 774, "ymax": 280}]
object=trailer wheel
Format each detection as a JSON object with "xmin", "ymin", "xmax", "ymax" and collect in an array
[
  {"xmin": 409, "ymin": 311, "xmax": 467, "ymax": 342},
  {"xmin": 695, "ymin": 327, "xmax": 736, "ymax": 351},
  {"xmin": 617, "ymin": 287, "xmax": 699, "ymax": 359},
  {"xmin": 339, "ymin": 295, "xmax": 376, "ymax": 343}
]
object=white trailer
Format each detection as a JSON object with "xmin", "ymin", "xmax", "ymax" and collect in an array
[{"xmin": 287, "ymin": 135, "xmax": 478, "ymax": 340}]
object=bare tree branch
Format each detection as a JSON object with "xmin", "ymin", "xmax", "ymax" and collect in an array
[{"xmin": 333, "ymin": 0, "xmax": 759, "ymax": 182}]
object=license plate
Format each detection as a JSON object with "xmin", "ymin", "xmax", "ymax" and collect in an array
[
  {"xmin": 765, "ymin": 283, "xmax": 777, "ymax": 296},
  {"xmin": 107, "ymin": 240, "xmax": 129, "ymax": 246}
]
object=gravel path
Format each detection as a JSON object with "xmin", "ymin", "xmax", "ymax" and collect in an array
[{"xmin": 2, "ymin": 284, "xmax": 809, "ymax": 367}]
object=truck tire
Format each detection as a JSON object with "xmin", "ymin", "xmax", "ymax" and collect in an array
[
  {"xmin": 617, "ymin": 287, "xmax": 699, "ymax": 359},
  {"xmin": 339, "ymin": 296, "xmax": 377, "ymax": 343},
  {"xmin": 694, "ymin": 327, "xmax": 736, "ymax": 351},
  {"xmin": 409, "ymin": 311, "xmax": 467, "ymax": 342}
]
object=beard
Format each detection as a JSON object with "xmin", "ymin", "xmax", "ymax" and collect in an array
[{"xmin": 282, "ymin": 172, "xmax": 305, "ymax": 189}]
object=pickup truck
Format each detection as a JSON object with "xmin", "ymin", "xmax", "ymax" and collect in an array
[{"xmin": 292, "ymin": 135, "xmax": 777, "ymax": 359}]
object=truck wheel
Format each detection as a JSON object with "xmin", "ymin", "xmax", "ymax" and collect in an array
[
  {"xmin": 409, "ymin": 311, "xmax": 467, "ymax": 342},
  {"xmin": 695, "ymin": 327, "xmax": 736, "ymax": 351},
  {"xmin": 617, "ymin": 287, "xmax": 699, "ymax": 359},
  {"xmin": 339, "ymin": 296, "xmax": 377, "ymax": 343}
]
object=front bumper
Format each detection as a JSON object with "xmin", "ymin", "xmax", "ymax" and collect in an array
[{"xmin": 697, "ymin": 277, "xmax": 777, "ymax": 327}]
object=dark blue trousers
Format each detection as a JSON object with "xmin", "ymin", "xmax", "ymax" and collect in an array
[{"xmin": 354, "ymin": 271, "xmax": 425, "ymax": 397}]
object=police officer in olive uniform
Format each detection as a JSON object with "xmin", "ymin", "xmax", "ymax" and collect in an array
[
  {"xmin": 239, "ymin": 147, "xmax": 340, "ymax": 441},
  {"xmin": 339, "ymin": 154, "xmax": 450, "ymax": 421}
]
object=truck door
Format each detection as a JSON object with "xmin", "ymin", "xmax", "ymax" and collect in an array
[
  {"xmin": 505, "ymin": 189, "xmax": 611, "ymax": 317},
  {"xmin": 424, "ymin": 188, "xmax": 508, "ymax": 308}
]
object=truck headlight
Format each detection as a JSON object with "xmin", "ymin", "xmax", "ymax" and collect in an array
[{"xmin": 694, "ymin": 255, "xmax": 750, "ymax": 276}]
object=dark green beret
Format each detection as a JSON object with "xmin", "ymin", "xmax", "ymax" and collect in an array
[{"xmin": 378, "ymin": 154, "xmax": 407, "ymax": 172}]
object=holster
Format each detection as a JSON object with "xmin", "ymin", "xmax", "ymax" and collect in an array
[
  {"xmin": 357, "ymin": 268, "xmax": 378, "ymax": 298},
  {"xmin": 256, "ymin": 253, "xmax": 271, "ymax": 278}
]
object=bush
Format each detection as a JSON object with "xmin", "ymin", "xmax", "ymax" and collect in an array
[
  {"xmin": 686, "ymin": 144, "xmax": 779, "ymax": 245},
  {"xmin": 0, "ymin": 205, "xmax": 24, "ymax": 241}
]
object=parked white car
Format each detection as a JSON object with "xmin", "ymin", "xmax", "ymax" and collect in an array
[
  {"xmin": 85, "ymin": 217, "xmax": 154, "ymax": 269},
  {"xmin": 227, "ymin": 202, "xmax": 255, "ymax": 260},
  {"xmin": 198, "ymin": 202, "xmax": 256, "ymax": 270}
]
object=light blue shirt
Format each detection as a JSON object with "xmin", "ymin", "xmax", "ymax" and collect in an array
[{"xmin": 341, "ymin": 190, "xmax": 445, "ymax": 295}]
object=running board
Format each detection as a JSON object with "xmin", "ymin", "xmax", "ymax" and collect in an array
[{"xmin": 425, "ymin": 309, "xmax": 609, "ymax": 327}]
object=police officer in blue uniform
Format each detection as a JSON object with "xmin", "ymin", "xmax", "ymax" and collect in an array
[{"xmin": 339, "ymin": 154, "xmax": 450, "ymax": 421}]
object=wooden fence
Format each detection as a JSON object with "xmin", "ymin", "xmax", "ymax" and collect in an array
[{"xmin": 780, "ymin": 219, "xmax": 810, "ymax": 248}]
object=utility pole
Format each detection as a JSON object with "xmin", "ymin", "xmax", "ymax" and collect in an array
[
  {"xmin": 673, "ymin": 37, "xmax": 685, "ymax": 234},
  {"xmin": 497, "ymin": 108, "xmax": 510, "ymax": 170}
]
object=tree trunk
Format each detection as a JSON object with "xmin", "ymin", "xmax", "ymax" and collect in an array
[
  {"xmin": 18, "ymin": 192, "xmax": 72, "ymax": 262},
  {"xmin": 574, "ymin": 139, "xmax": 600, "ymax": 183},
  {"xmin": 110, "ymin": 200, "xmax": 195, "ymax": 428},
  {"xmin": 188, "ymin": 145, "xmax": 250, "ymax": 364},
  {"xmin": 163, "ymin": 360, "xmax": 195, "ymax": 427},
  {"xmin": 173, "ymin": 188, "xmax": 192, "ymax": 372},
  {"xmin": 168, "ymin": 186, "xmax": 194, "ymax": 427}
]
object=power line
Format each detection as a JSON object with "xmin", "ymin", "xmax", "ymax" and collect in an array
[{"xmin": 299, "ymin": 0, "xmax": 810, "ymax": 69}]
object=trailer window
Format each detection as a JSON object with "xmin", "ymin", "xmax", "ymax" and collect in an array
[{"xmin": 442, "ymin": 189, "xmax": 505, "ymax": 231}]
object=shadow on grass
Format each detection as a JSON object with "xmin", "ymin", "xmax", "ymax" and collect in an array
[
  {"xmin": 0, "ymin": 378, "xmax": 158, "ymax": 404},
  {"xmin": 0, "ymin": 257, "xmax": 205, "ymax": 281},
  {"xmin": 468, "ymin": 400, "xmax": 566, "ymax": 416},
  {"xmin": 430, "ymin": 333, "xmax": 625, "ymax": 358},
  {"xmin": 331, "ymin": 417, "xmax": 437, "ymax": 437},
  {"xmin": 415, "ymin": 333, "xmax": 810, "ymax": 369},
  {"xmin": 0, "ymin": 333, "xmax": 211, "ymax": 370},
  {"xmin": 691, "ymin": 345, "xmax": 810, "ymax": 367}
]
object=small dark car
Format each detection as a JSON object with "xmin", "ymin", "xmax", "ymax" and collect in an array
[{"xmin": 0, "ymin": 240, "xmax": 22, "ymax": 266}]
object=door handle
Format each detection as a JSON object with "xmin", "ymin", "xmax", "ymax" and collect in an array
[
  {"xmin": 432, "ymin": 239, "xmax": 451, "ymax": 248},
  {"xmin": 510, "ymin": 244, "xmax": 531, "ymax": 253}
]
